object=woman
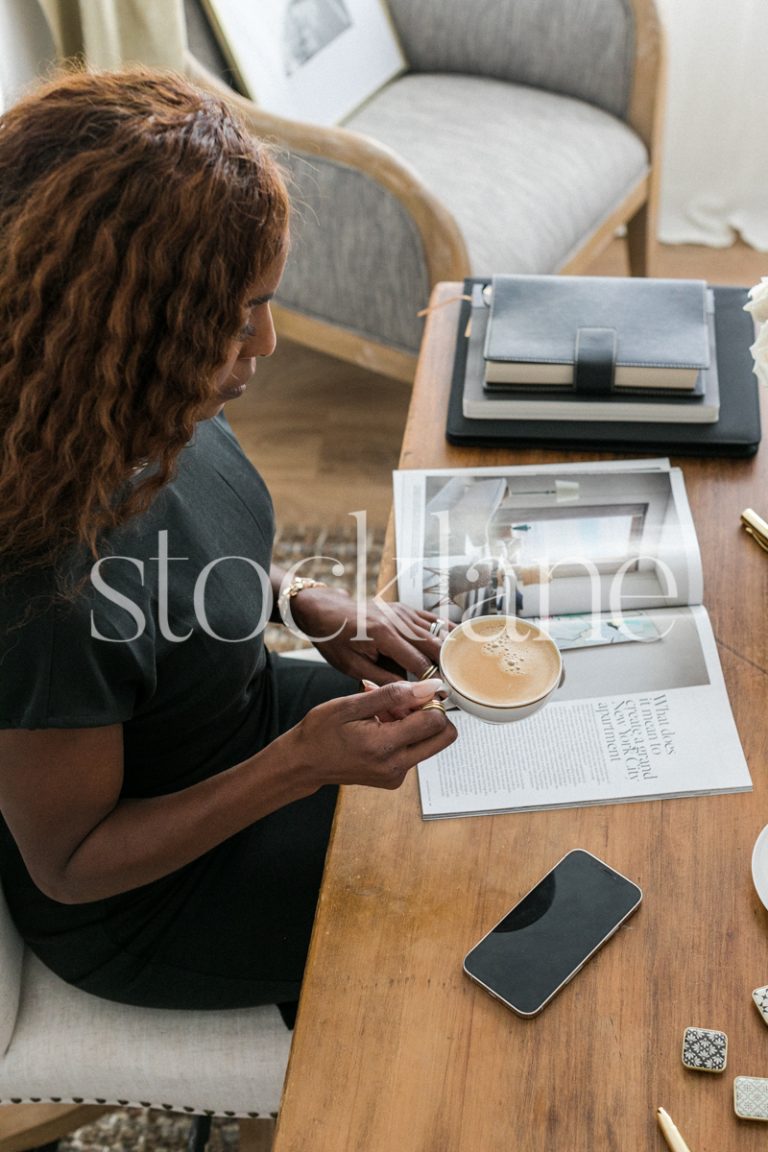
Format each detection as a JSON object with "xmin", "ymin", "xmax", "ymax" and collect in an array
[{"xmin": 0, "ymin": 69, "xmax": 455, "ymax": 1024}]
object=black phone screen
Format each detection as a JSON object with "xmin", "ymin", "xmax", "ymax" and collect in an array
[{"xmin": 463, "ymin": 849, "xmax": 642, "ymax": 1016}]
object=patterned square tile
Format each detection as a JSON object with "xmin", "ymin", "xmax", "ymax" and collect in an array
[
  {"xmin": 752, "ymin": 985, "xmax": 768, "ymax": 1025},
  {"xmin": 734, "ymin": 1076, "xmax": 768, "ymax": 1121},
  {"xmin": 681, "ymin": 1025, "xmax": 727, "ymax": 1072}
]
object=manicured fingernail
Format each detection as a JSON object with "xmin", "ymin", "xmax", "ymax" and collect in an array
[
  {"xmin": 412, "ymin": 677, "xmax": 445, "ymax": 699},
  {"xmin": 361, "ymin": 679, "xmax": 377, "ymax": 691}
]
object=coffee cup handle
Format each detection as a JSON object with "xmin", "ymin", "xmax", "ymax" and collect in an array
[{"xmin": 440, "ymin": 687, "xmax": 461, "ymax": 712}]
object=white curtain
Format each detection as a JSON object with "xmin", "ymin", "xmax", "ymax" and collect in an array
[
  {"xmin": 655, "ymin": 0, "xmax": 768, "ymax": 250},
  {"xmin": 0, "ymin": 0, "xmax": 57, "ymax": 112},
  {"xmin": 0, "ymin": 0, "xmax": 187, "ymax": 114},
  {"xmin": 37, "ymin": 0, "xmax": 187, "ymax": 71}
]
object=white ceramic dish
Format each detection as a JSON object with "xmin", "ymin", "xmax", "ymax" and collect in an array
[{"xmin": 751, "ymin": 825, "xmax": 768, "ymax": 910}]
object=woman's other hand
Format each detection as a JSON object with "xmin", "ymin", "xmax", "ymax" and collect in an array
[
  {"xmin": 281, "ymin": 678, "xmax": 456, "ymax": 793},
  {"xmin": 287, "ymin": 586, "xmax": 451, "ymax": 683}
]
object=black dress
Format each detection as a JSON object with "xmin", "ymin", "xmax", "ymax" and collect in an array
[{"xmin": 0, "ymin": 413, "xmax": 356, "ymax": 1011}]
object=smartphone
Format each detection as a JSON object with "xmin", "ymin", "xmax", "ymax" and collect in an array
[{"xmin": 463, "ymin": 849, "xmax": 642, "ymax": 1017}]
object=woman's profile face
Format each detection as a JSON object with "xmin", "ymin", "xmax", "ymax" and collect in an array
[{"xmin": 201, "ymin": 249, "xmax": 288, "ymax": 421}]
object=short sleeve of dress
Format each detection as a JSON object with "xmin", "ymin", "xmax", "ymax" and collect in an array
[{"xmin": 0, "ymin": 564, "xmax": 156, "ymax": 730}]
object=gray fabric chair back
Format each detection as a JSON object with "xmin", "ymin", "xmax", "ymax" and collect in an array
[{"xmin": 385, "ymin": 0, "xmax": 636, "ymax": 120}]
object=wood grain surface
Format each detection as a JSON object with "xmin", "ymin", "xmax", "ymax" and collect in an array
[{"xmin": 272, "ymin": 283, "xmax": 768, "ymax": 1152}]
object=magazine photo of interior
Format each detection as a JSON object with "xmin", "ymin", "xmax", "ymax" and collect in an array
[
  {"xmin": 395, "ymin": 459, "xmax": 698, "ymax": 624},
  {"xmin": 545, "ymin": 607, "xmax": 709, "ymax": 698}
]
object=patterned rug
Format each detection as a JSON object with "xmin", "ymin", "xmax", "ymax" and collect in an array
[
  {"xmin": 62, "ymin": 1109, "xmax": 239, "ymax": 1152},
  {"xmin": 54, "ymin": 523, "xmax": 385, "ymax": 1152}
]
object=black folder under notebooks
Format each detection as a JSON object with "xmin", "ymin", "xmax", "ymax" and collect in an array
[{"xmin": 445, "ymin": 282, "xmax": 762, "ymax": 457}]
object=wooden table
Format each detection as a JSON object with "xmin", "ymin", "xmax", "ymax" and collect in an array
[{"xmin": 273, "ymin": 283, "xmax": 768, "ymax": 1151}]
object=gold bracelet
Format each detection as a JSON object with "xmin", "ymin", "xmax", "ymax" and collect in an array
[{"xmin": 277, "ymin": 576, "xmax": 328, "ymax": 625}]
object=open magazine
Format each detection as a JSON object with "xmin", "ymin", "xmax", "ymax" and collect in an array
[{"xmin": 393, "ymin": 458, "xmax": 751, "ymax": 818}]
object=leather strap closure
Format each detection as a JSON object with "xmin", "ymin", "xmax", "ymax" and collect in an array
[{"xmin": 574, "ymin": 326, "xmax": 617, "ymax": 395}]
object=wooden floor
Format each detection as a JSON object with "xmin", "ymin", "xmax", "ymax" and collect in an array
[{"xmin": 228, "ymin": 239, "xmax": 767, "ymax": 535}]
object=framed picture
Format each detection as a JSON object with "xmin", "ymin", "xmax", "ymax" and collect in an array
[{"xmin": 202, "ymin": 0, "xmax": 405, "ymax": 125}]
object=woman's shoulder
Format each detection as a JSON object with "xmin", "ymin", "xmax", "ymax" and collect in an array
[{"xmin": 166, "ymin": 413, "xmax": 275, "ymax": 536}]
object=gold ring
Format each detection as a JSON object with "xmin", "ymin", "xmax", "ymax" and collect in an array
[
  {"xmin": 421, "ymin": 699, "xmax": 446, "ymax": 713},
  {"xmin": 419, "ymin": 663, "xmax": 440, "ymax": 681},
  {"xmin": 429, "ymin": 619, "xmax": 446, "ymax": 637}
]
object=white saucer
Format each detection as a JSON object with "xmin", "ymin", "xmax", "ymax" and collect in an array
[{"xmin": 751, "ymin": 825, "xmax": 768, "ymax": 910}]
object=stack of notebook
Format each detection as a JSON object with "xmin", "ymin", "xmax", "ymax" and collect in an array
[{"xmin": 446, "ymin": 276, "xmax": 761, "ymax": 456}]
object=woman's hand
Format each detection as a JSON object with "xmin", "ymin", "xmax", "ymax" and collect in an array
[
  {"xmin": 280, "ymin": 678, "xmax": 457, "ymax": 792},
  {"xmin": 287, "ymin": 585, "xmax": 451, "ymax": 683}
]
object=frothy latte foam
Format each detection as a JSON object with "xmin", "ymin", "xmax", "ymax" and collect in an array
[{"xmin": 440, "ymin": 617, "xmax": 561, "ymax": 708}]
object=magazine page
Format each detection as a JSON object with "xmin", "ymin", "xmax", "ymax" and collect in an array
[
  {"xmin": 394, "ymin": 460, "xmax": 703, "ymax": 622},
  {"xmin": 417, "ymin": 605, "xmax": 751, "ymax": 818}
]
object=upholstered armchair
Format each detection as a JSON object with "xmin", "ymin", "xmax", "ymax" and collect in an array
[{"xmin": 186, "ymin": 0, "xmax": 665, "ymax": 382}]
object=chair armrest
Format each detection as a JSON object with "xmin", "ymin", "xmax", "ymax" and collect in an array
[{"xmin": 625, "ymin": 0, "xmax": 666, "ymax": 152}]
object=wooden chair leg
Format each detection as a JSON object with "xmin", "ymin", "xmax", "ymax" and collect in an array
[
  {"xmin": 0, "ymin": 1105, "xmax": 114, "ymax": 1152},
  {"xmin": 625, "ymin": 200, "xmax": 657, "ymax": 278},
  {"xmin": 237, "ymin": 1116, "xmax": 276, "ymax": 1152}
]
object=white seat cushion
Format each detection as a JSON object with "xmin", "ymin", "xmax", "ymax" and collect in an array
[
  {"xmin": 0, "ymin": 953, "xmax": 290, "ymax": 1117},
  {"xmin": 345, "ymin": 73, "xmax": 649, "ymax": 274},
  {"xmin": 0, "ymin": 888, "xmax": 23, "ymax": 1057}
]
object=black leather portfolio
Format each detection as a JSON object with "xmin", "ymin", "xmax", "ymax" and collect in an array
[
  {"xmin": 445, "ymin": 282, "xmax": 762, "ymax": 457},
  {"xmin": 483, "ymin": 274, "xmax": 710, "ymax": 391}
]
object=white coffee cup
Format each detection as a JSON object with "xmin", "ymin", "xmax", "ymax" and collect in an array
[{"xmin": 438, "ymin": 615, "xmax": 563, "ymax": 724}]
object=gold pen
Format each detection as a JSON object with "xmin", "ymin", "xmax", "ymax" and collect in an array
[
  {"xmin": 656, "ymin": 1107, "xmax": 693, "ymax": 1152},
  {"xmin": 741, "ymin": 507, "xmax": 768, "ymax": 552}
]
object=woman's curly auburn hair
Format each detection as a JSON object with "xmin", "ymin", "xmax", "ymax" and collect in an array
[{"xmin": 0, "ymin": 67, "xmax": 289, "ymax": 582}]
